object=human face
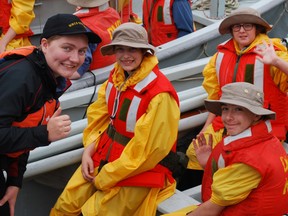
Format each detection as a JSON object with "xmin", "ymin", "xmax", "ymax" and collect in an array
[
  {"xmin": 221, "ymin": 104, "xmax": 260, "ymax": 136},
  {"xmin": 114, "ymin": 45, "xmax": 145, "ymax": 74},
  {"xmin": 232, "ymin": 23, "xmax": 256, "ymax": 50},
  {"xmin": 41, "ymin": 35, "xmax": 88, "ymax": 78}
]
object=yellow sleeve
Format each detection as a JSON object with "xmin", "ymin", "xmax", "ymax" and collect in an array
[
  {"xmin": 202, "ymin": 54, "xmax": 221, "ymax": 100},
  {"xmin": 94, "ymin": 92, "xmax": 180, "ymax": 190},
  {"xmin": 211, "ymin": 163, "xmax": 261, "ymax": 206},
  {"xmin": 186, "ymin": 124, "xmax": 224, "ymax": 170},
  {"xmin": 82, "ymin": 81, "xmax": 110, "ymax": 147},
  {"xmin": 270, "ymin": 50, "xmax": 288, "ymax": 93},
  {"xmin": 117, "ymin": 0, "xmax": 130, "ymax": 11},
  {"xmin": 10, "ymin": 0, "xmax": 35, "ymax": 34}
]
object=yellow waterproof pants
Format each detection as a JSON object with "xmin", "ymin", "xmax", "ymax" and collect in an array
[{"xmin": 50, "ymin": 165, "xmax": 176, "ymax": 216}]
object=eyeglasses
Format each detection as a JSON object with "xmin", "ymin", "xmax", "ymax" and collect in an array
[{"xmin": 232, "ymin": 24, "xmax": 254, "ymax": 32}]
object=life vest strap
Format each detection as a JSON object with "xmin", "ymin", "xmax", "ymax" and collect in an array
[
  {"xmin": 107, "ymin": 124, "xmax": 131, "ymax": 145},
  {"xmin": 106, "ymin": 124, "xmax": 189, "ymax": 178}
]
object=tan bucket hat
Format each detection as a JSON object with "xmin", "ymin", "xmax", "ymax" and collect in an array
[
  {"xmin": 218, "ymin": 7, "xmax": 272, "ymax": 35},
  {"xmin": 67, "ymin": 0, "xmax": 109, "ymax": 8},
  {"xmin": 101, "ymin": 22, "xmax": 156, "ymax": 56},
  {"xmin": 204, "ymin": 82, "xmax": 275, "ymax": 120}
]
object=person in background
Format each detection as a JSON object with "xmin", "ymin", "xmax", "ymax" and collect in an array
[
  {"xmin": 142, "ymin": 0, "xmax": 194, "ymax": 47},
  {"xmin": 186, "ymin": 7, "xmax": 288, "ymax": 175},
  {"xmin": 163, "ymin": 82, "xmax": 288, "ymax": 216},
  {"xmin": 0, "ymin": 14, "xmax": 100, "ymax": 216},
  {"xmin": 67, "ymin": 0, "xmax": 120, "ymax": 80},
  {"xmin": 110, "ymin": 0, "xmax": 142, "ymax": 23},
  {"xmin": 50, "ymin": 22, "xmax": 180, "ymax": 216},
  {"xmin": 0, "ymin": 0, "xmax": 35, "ymax": 53}
]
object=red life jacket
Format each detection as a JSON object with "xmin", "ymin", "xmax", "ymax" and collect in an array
[
  {"xmin": 202, "ymin": 121, "xmax": 288, "ymax": 215},
  {"xmin": 75, "ymin": 6, "xmax": 121, "ymax": 69},
  {"xmin": 212, "ymin": 39, "xmax": 288, "ymax": 140},
  {"xmin": 0, "ymin": 0, "xmax": 33, "ymax": 38},
  {"xmin": 143, "ymin": 0, "xmax": 179, "ymax": 46},
  {"xmin": 92, "ymin": 66, "xmax": 179, "ymax": 187}
]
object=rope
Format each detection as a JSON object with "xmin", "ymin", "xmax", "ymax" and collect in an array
[
  {"xmin": 82, "ymin": 70, "xmax": 96, "ymax": 119},
  {"xmin": 192, "ymin": 0, "xmax": 239, "ymax": 19}
]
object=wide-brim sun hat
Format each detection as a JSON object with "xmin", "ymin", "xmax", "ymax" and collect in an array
[
  {"xmin": 101, "ymin": 22, "xmax": 156, "ymax": 56},
  {"xmin": 41, "ymin": 14, "xmax": 101, "ymax": 44},
  {"xmin": 218, "ymin": 7, "xmax": 272, "ymax": 35},
  {"xmin": 204, "ymin": 82, "xmax": 276, "ymax": 120},
  {"xmin": 67, "ymin": 0, "xmax": 109, "ymax": 7}
]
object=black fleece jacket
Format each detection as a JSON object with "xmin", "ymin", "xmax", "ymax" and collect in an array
[{"xmin": 0, "ymin": 48, "xmax": 70, "ymax": 187}]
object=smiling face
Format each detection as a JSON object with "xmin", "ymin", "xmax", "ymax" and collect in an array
[
  {"xmin": 221, "ymin": 104, "xmax": 261, "ymax": 136},
  {"xmin": 231, "ymin": 23, "xmax": 257, "ymax": 50},
  {"xmin": 114, "ymin": 45, "xmax": 145, "ymax": 74},
  {"xmin": 41, "ymin": 34, "xmax": 88, "ymax": 78}
]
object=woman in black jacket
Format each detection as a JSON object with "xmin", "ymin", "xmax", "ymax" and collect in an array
[{"xmin": 0, "ymin": 13, "xmax": 100, "ymax": 216}]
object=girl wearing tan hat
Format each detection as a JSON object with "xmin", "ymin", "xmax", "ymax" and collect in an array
[
  {"xmin": 51, "ymin": 22, "xmax": 181, "ymax": 216},
  {"xmin": 186, "ymin": 7, "xmax": 288, "ymax": 173},
  {"xmin": 163, "ymin": 82, "xmax": 288, "ymax": 216}
]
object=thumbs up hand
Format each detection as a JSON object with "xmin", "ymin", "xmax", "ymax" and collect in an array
[{"xmin": 47, "ymin": 107, "xmax": 71, "ymax": 142}]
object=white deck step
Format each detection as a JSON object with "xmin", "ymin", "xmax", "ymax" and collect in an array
[{"xmin": 158, "ymin": 185, "xmax": 201, "ymax": 214}]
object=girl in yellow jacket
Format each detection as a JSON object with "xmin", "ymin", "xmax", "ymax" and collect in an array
[{"xmin": 50, "ymin": 22, "xmax": 180, "ymax": 216}]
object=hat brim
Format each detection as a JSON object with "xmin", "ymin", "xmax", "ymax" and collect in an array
[
  {"xmin": 204, "ymin": 99, "xmax": 276, "ymax": 120},
  {"xmin": 57, "ymin": 31, "xmax": 101, "ymax": 44},
  {"xmin": 219, "ymin": 14, "xmax": 272, "ymax": 35},
  {"xmin": 101, "ymin": 41, "xmax": 156, "ymax": 56},
  {"xmin": 67, "ymin": 0, "xmax": 109, "ymax": 7}
]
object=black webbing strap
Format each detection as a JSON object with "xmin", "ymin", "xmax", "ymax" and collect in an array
[
  {"xmin": 106, "ymin": 124, "xmax": 131, "ymax": 146},
  {"xmin": 106, "ymin": 124, "xmax": 189, "ymax": 178}
]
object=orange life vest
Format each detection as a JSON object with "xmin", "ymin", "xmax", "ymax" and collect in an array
[
  {"xmin": 212, "ymin": 39, "xmax": 288, "ymax": 140},
  {"xmin": 0, "ymin": 46, "xmax": 35, "ymax": 59},
  {"xmin": 8, "ymin": 100, "xmax": 59, "ymax": 158},
  {"xmin": 202, "ymin": 121, "xmax": 288, "ymax": 215},
  {"xmin": 143, "ymin": 0, "xmax": 179, "ymax": 46},
  {"xmin": 92, "ymin": 66, "xmax": 179, "ymax": 187},
  {"xmin": 75, "ymin": 6, "xmax": 121, "ymax": 69}
]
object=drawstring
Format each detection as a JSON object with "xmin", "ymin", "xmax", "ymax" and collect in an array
[{"xmin": 110, "ymin": 70, "xmax": 133, "ymax": 126}]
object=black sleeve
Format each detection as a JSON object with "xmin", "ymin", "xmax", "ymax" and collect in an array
[
  {"xmin": 6, "ymin": 152, "xmax": 29, "ymax": 188},
  {"xmin": 0, "ymin": 60, "xmax": 50, "ymax": 154}
]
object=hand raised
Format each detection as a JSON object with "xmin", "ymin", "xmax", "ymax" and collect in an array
[
  {"xmin": 47, "ymin": 107, "xmax": 71, "ymax": 142},
  {"xmin": 192, "ymin": 133, "xmax": 213, "ymax": 169},
  {"xmin": 254, "ymin": 39, "xmax": 277, "ymax": 65}
]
